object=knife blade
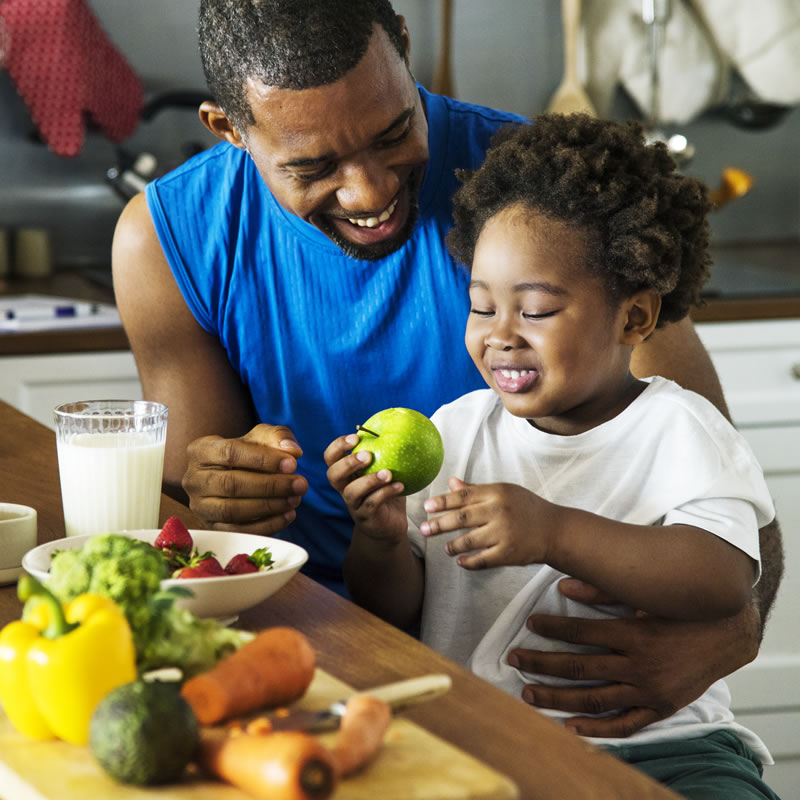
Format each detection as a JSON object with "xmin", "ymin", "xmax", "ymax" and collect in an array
[{"xmin": 253, "ymin": 673, "xmax": 452, "ymax": 733}]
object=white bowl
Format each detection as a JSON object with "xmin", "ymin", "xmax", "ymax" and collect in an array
[{"xmin": 22, "ymin": 529, "xmax": 308, "ymax": 621}]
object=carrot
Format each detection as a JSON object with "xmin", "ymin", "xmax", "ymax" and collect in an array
[
  {"xmin": 181, "ymin": 627, "xmax": 316, "ymax": 725},
  {"xmin": 329, "ymin": 693, "xmax": 392, "ymax": 777},
  {"xmin": 198, "ymin": 729, "xmax": 336, "ymax": 800}
]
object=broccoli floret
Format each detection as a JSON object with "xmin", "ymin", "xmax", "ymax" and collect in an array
[
  {"xmin": 89, "ymin": 556, "xmax": 164, "ymax": 633},
  {"xmin": 48, "ymin": 534, "xmax": 168, "ymax": 653},
  {"xmin": 47, "ymin": 548, "xmax": 92, "ymax": 600},
  {"xmin": 138, "ymin": 603, "xmax": 253, "ymax": 678},
  {"xmin": 46, "ymin": 533, "xmax": 249, "ymax": 676}
]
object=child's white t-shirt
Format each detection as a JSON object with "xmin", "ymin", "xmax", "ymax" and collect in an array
[{"xmin": 407, "ymin": 376, "xmax": 775, "ymax": 759}]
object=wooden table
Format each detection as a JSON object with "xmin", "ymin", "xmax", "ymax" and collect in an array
[{"xmin": 0, "ymin": 399, "xmax": 679, "ymax": 799}]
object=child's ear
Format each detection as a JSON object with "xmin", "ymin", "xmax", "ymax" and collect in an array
[{"xmin": 620, "ymin": 291, "xmax": 661, "ymax": 344}]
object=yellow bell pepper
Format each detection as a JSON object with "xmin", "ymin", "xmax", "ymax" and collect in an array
[{"xmin": 0, "ymin": 575, "xmax": 136, "ymax": 745}]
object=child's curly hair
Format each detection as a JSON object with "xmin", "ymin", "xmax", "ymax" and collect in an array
[{"xmin": 446, "ymin": 113, "xmax": 712, "ymax": 326}]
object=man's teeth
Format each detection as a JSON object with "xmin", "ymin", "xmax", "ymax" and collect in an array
[
  {"xmin": 499, "ymin": 369, "xmax": 531, "ymax": 379},
  {"xmin": 348, "ymin": 197, "xmax": 398, "ymax": 228}
]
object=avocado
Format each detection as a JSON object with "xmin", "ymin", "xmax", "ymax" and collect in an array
[{"xmin": 89, "ymin": 679, "xmax": 199, "ymax": 785}]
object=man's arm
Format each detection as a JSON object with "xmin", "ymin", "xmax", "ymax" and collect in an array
[
  {"xmin": 630, "ymin": 317, "xmax": 730, "ymax": 416},
  {"xmin": 753, "ymin": 517, "xmax": 785, "ymax": 634},
  {"xmin": 112, "ymin": 193, "xmax": 257, "ymax": 502}
]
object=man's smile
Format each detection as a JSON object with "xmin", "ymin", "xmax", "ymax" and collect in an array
[
  {"xmin": 328, "ymin": 183, "xmax": 409, "ymax": 246},
  {"xmin": 346, "ymin": 196, "xmax": 399, "ymax": 228}
]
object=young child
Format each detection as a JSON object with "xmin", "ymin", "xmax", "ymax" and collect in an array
[{"xmin": 325, "ymin": 113, "xmax": 778, "ymax": 798}]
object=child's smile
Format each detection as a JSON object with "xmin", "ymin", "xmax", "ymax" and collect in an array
[
  {"xmin": 491, "ymin": 366, "xmax": 539, "ymax": 393},
  {"xmin": 465, "ymin": 203, "xmax": 643, "ymax": 435}
]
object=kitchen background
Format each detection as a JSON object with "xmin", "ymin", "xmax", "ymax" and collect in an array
[
  {"xmin": 0, "ymin": 1, "xmax": 799, "ymax": 795},
  {"xmin": 0, "ymin": 0, "xmax": 799, "ymax": 281}
]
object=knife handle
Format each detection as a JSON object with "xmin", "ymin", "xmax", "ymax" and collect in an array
[{"xmin": 355, "ymin": 673, "xmax": 452, "ymax": 710}]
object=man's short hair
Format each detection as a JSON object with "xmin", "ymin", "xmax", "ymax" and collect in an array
[{"xmin": 199, "ymin": 0, "xmax": 406, "ymax": 131}]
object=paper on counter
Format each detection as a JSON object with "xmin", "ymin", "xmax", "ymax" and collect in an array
[{"xmin": 0, "ymin": 294, "xmax": 121, "ymax": 333}]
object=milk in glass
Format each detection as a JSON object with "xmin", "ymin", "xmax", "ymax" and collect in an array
[
  {"xmin": 53, "ymin": 400, "xmax": 168, "ymax": 538},
  {"xmin": 57, "ymin": 432, "xmax": 166, "ymax": 537}
]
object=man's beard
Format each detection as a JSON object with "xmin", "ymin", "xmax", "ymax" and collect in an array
[{"xmin": 318, "ymin": 176, "xmax": 421, "ymax": 262}]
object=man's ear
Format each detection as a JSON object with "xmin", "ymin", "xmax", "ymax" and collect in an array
[
  {"xmin": 396, "ymin": 15, "xmax": 412, "ymax": 64},
  {"xmin": 620, "ymin": 290, "xmax": 661, "ymax": 344},
  {"xmin": 199, "ymin": 101, "xmax": 246, "ymax": 149}
]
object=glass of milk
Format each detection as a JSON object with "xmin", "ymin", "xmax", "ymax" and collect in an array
[{"xmin": 53, "ymin": 400, "xmax": 168, "ymax": 537}]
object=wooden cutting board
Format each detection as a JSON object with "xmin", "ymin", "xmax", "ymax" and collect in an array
[{"xmin": 0, "ymin": 668, "xmax": 519, "ymax": 800}]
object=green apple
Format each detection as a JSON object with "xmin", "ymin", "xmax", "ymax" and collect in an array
[{"xmin": 352, "ymin": 407, "xmax": 445, "ymax": 495}]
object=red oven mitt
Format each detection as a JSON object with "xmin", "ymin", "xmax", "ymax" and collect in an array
[{"xmin": 0, "ymin": 0, "xmax": 143, "ymax": 157}]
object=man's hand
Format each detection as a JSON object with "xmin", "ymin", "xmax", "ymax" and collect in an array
[
  {"xmin": 181, "ymin": 424, "xmax": 308, "ymax": 534},
  {"xmin": 509, "ymin": 578, "xmax": 760, "ymax": 738}
]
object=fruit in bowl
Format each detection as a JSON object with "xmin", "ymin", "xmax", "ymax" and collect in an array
[
  {"xmin": 152, "ymin": 517, "xmax": 275, "ymax": 578},
  {"xmin": 22, "ymin": 523, "xmax": 308, "ymax": 622}
]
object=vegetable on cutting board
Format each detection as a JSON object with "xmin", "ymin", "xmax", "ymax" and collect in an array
[
  {"xmin": 0, "ymin": 576, "xmax": 136, "ymax": 745},
  {"xmin": 89, "ymin": 678, "xmax": 199, "ymax": 786},
  {"xmin": 190, "ymin": 626, "xmax": 395, "ymax": 797},
  {"xmin": 329, "ymin": 693, "xmax": 392, "ymax": 777},
  {"xmin": 181, "ymin": 626, "xmax": 316, "ymax": 725},
  {"xmin": 199, "ymin": 729, "xmax": 337, "ymax": 800},
  {"xmin": 198, "ymin": 690, "xmax": 393, "ymax": 797}
]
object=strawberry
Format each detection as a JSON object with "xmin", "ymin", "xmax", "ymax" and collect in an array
[
  {"xmin": 172, "ymin": 552, "xmax": 225, "ymax": 579},
  {"xmin": 154, "ymin": 517, "xmax": 193, "ymax": 553},
  {"xmin": 174, "ymin": 563, "xmax": 222, "ymax": 579},
  {"xmin": 224, "ymin": 547, "xmax": 275, "ymax": 575},
  {"xmin": 223, "ymin": 554, "xmax": 258, "ymax": 575},
  {"xmin": 195, "ymin": 555, "xmax": 225, "ymax": 575}
]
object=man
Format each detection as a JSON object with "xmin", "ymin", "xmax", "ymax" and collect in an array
[{"xmin": 112, "ymin": 0, "xmax": 783, "ymax": 740}]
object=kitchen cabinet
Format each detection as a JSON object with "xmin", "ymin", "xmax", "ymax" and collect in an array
[
  {"xmin": 0, "ymin": 350, "xmax": 141, "ymax": 429},
  {"xmin": 696, "ymin": 318, "xmax": 800, "ymax": 797}
]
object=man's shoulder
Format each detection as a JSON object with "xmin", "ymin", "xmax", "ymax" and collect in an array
[
  {"xmin": 418, "ymin": 87, "xmax": 529, "ymax": 217},
  {"xmin": 444, "ymin": 95, "xmax": 528, "ymax": 127},
  {"xmin": 420, "ymin": 86, "xmax": 528, "ymax": 151},
  {"xmin": 420, "ymin": 85, "xmax": 527, "ymax": 126},
  {"xmin": 152, "ymin": 142, "xmax": 249, "ymax": 191}
]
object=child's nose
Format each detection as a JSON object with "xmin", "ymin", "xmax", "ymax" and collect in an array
[{"xmin": 486, "ymin": 319, "xmax": 521, "ymax": 350}]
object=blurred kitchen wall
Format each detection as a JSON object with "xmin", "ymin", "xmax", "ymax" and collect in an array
[{"xmin": 0, "ymin": 0, "xmax": 797, "ymax": 271}]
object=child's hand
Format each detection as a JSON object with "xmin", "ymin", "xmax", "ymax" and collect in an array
[
  {"xmin": 324, "ymin": 433, "xmax": 408, "ymax": 542},
  {"xmin": 421, "ymin": 477, "xmax": 555, "ymax": 569}
]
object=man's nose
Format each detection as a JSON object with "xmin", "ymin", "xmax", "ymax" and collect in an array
[{"xmin": 336, "ymin": 158, "xmax": 399, "ymax": 214}]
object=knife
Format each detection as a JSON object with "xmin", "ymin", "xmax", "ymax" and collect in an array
[{"xmin": 252, "ymin": 673, "xmax": 452, "ymax": 733}]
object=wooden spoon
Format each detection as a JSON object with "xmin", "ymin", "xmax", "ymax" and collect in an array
[
  {"xmin": 546, "ymin": 0, "xmax": 596, "ymax": 116},
  {"xmin": 432, "ymin": 0, "xmax": 455, "ymax": 97}
]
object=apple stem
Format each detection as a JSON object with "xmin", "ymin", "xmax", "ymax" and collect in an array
[{"xmin": 356, "ymin": 425, "xmax": 379, "ymax": 438}]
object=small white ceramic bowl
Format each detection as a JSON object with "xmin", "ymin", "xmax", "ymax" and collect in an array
[
  {"xmin": 22, "ymin": 529, "xmax": 308, "ymax": 621},
  {"xmin": 0, "ymin": 503, "xmax": 38, "ymax": 585}
]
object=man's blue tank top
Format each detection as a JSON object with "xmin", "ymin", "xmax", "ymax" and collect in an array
[{"xmin": 146, "ymin": 87, "xmax": 527, "ymax": 593}]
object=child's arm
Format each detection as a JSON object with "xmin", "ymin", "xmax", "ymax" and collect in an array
[
  {"xmin": 325, "ymin": 434, "xmax": 424, "ymax": 629},
  {"xmin": 422, "ymin": 478, "xmax": 756, "ymax": 621}
]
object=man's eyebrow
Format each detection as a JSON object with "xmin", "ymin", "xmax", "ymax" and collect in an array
[
  {"xmin": 281, "ymin": 154, "xmax": 330, "ymax": 168},
  {"xmin": 279, "ymin": 108, "xmax": 414, "ymax": 169},
  {"xmin": 374, "ymin": 107, "xmax": 413, "ymax": 139},
  {"xmin": 469, "ymin": 279, "xmax": 569, "ymax": 296}
]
